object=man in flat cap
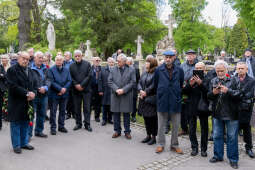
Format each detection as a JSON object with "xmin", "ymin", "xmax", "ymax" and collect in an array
[
  {"xmin": 154, "ymin": 50, "xmax": 184, "ymax": 154},
  {"xmin": 179, "ymin": 50, "xmax": 198, "ymax": 136}
]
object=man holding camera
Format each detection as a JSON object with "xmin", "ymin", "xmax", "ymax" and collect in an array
[{"xmin": 236, "ymin": 62, "xmax": 255, "ymax": 158}]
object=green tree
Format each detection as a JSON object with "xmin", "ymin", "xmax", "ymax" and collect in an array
[
  {"xmin": 169, "ymin": 0, "xmax": 208, "ymax": 53},
  {"xmin": 228, "ymin": 18, "xmax": 248, "ymax": 57}
]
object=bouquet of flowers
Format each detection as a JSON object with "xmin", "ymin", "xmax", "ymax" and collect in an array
[{"xmin": 28, "ymin": 102, "xmax": 34, "ymax": 127}]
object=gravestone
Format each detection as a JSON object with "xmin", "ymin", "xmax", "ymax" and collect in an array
[
  {"xmin": 46, "ymin": 22, "xmax": 56, "ymax": 51},
  {"xmin": 135, "ymin": 35, "xmax": 144, "ymax": 60}
]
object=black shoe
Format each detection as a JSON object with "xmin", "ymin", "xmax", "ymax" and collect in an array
[
  {"xmin": 201, "ymin": 151, "xmax": 207, "ymax": 157},
  {"xmin": 101, "ymin": 121, "xmax": 107, "ymax": 126},
  {"xmin": 58, "ymin": 127, "xmax": 68, "ymax": 133},
  {"xmin": 147, "ymin": 137, "xmax": 156, "ymax": 145},
  {"xmin": 209, "ymin": 157, "xmax": 223, "ymax": 163},
  {"xmin": 230, "ymin": 162, "xmax": 238, "ymax": 169},
  {"xmin": 13, "ymin": 148, "xmax": 22, "ymax": 154},
  {"xmin": 141, "ymin": 136, "xmax": 151, "ymax": 143},
  {"xmin": 35, "ymin": 133, "xmax": 48, "ymax": 138},
  {"xmin": 21, "ymin": 144, "xmax": 34, "ymax": 150},
  {"xmin": 45, "ymin": 115, "xmax": 49, "ymax": 121},
  {"xmin": 0, "ymin": 126, "xmax": 2, "ymax": 130},
  {"xmin": 191, "ymin": 148, "xmax": 198, "ymax": 156},
  {"xmin": 208, "ymin": 136, "xmax": 213, "ymax": 141},
  {"xmin": 246, "ymin": 149, "xmax": 255, "ymax": 158},
  {"xmin": 131, "ymin": 117, "xmax": 136, "ymax": 123},
  {"xmin": 85, "ymin": 125, "xmax": 92, "ymax": 132},
  {"xmin": 51, "ymin": 130, "xmax": 56, "ymax": 135},
  {"xmin": 108, "ymin": 120, "xmax": 113, "ymax": 124},
  {"xmin": 73, "ymin": 125, "xmax": 82, "ymax": 131},
  {"xmin": 95, "ymin": 118, "xmax": 100, "ymax": 122}
]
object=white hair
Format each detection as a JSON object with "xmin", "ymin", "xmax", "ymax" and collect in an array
[
  {"xmin": 107, "ymin": 57, "xmax": 115, "ymax": 62},
  {"xmin": 74, "ymin": 49, "xmax": 82, "ymax": 56},
  {"xmin": 34, "ymin": 51, "xmax": 44, "ymax": 57},
  {"xmin": 214, "ymin": 60, "xmax": 228, "ymax": 69},
  {"xmin": 126, "ymin": 57, "xmax": 133, "ymax": 64},
  {"xmin": 220, "ymin": 51, "xmax": 226, "ymax": 55},
  {"xmin": 117, "ymin": 53, "xmax": 127, "ymax": 61},
  {"xmin": 64, "ymin": 51, "xmax": 72, "ymax": 57},
  {"xmin": 45, "ymin": 52, "xmax": 52, "ymax": 57},
  {"xmin": 1, "ymin": 54, "xmax": 9, "ymax": 59},
  {"xmin": 55, "ymin": 55, "xmax": 64, "ymax": 60},
  {"xmin": 195, "ymin": 62, "xmax": 205, "ymax": 67}
]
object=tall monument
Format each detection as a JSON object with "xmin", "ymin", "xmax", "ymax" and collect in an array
[
  {"xmin": 135, "ymin": 35, "xmax": 144, "ymax": 60},
  {"xmin": 84, "ymin": 40, "xmax": 93, "ymax": 59}
]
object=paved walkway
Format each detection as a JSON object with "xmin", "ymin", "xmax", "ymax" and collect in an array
[{"xmin": 0, "ymin": 117, "xmax": 255, "ymax": 170}]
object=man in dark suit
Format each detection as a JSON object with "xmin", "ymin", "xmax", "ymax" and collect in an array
[
  {"xmin": 91, "ymin": 57, "xmax": 102, "ymax": 123},
  {"xmin": 7, "ymin": 52, "xmax": 38, "ymax": 154},
  {"xmin": 236, "ymin": 62, "xmax": 255, "ymax": 158},
  {"xmin": 69, "ymin": 50, "xmax": 93, "ymax": 132},
  {"xmin": 108, "ymin": 54, "xmax": 136, "ymax": 139},
  {"xmin": 98, "ymin": 57, "xmax": 115, "ymax": 126}
]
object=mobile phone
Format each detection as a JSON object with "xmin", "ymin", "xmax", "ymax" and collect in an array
[{"xmin": 193, "ymin": 70, "xmax": 204, "ymax": 80}]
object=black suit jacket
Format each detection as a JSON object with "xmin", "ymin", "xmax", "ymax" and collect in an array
[{"xmin": 7, "ymin": 64, "xmax": 38, "ymax": 122}]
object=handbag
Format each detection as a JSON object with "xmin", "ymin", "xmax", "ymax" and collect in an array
[
  {"xmin": 197, "ymin": 94, "xmax": 209, "ymax": 113},
  {"xmin": 144, "ymin": 95, "xmax": 157, "ymax": 105}
]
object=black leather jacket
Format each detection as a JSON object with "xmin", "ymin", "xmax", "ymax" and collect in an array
[
  {"xmin": 137, "ymin": 71, "xmax": 156, "ymax": 97},
  {"xmin": 207, "ymin": 76, "xmax": 241, "ymax": 120}
]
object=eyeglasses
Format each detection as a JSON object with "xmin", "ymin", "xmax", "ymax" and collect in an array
[
  {"xmin": 75, "ymin": 55, "xmax": 81, "ymax": 58},
  {"xmin": 96, "ymin": 60, "xmax": 100, "ymax": 62}
]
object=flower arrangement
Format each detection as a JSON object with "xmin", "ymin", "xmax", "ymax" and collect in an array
[{"xmin": 28, "ymin": 103, "xmax": 34, "ymax": 127}]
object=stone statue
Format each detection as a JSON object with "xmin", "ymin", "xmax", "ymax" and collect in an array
[
  {"xmin": 135, "ymin": 35, "xmax": 144, "ymax": 60},
  {"xmin": 84, "ymin": 40, "xmax": 93, "ymax": 59},
  {"xmin": 46, "ymin": 22, "xmax": 56, "ymax": 51}
]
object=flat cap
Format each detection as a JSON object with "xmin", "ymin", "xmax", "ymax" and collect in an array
[
  {"xmin": 186, "ymin": 49, "xmax": 196, "ymax": 54},
  {"xmin": 163, "ymin": 50, "xmax": 175, "ymax": 56},
  {"xmin": 245, "ymin": 48, "xmax": 252, "ymax": 52}
]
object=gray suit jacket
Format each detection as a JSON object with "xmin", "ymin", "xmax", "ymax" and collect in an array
[{"xmin": 108, "ymin": 65, "xmax": 136, "ymax": 113}]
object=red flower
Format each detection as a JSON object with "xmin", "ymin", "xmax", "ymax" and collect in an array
[
  {"xmin": 29, "ymin": 121, "xmax": 33, "ymax": 127},
  {"xmin": 226, "ymin": 73, "xmax": 230, "ymax": 78}
]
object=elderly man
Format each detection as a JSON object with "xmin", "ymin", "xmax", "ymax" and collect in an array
[
  {"xmin": 236, "ymin": 62, "xmax": 255, "ymax": 158},
  {"xmin": 7, "ymin": 52, "xmax": 38, "ymax": 154},
  {"xmin": 45, "ymin": 52, "xmax": 55, "ymax": 67},
  {"xmin": 179, "ymin": 49, "xmax": 198, "ymax": 136},
  {"xmin": 47, "ymin": 55, "xmax": 72, "ymax": 135},
  {"xmin": 154, "ymin": 50, "xmax": 184, "ymax": 154},
  {"xmin": 91, "ymin": 57, "xmax": 102, "ymax": 122},
  {"xmin": 29, "ymin": 51, "xmax": 51, "ymax": 138},
  {"xmin": 208, "ymin": 60, "xmax": 240, "ymax": 169},
  {"xmin": 98, "ymin": 57, "xmax": 115, "ymax": 126},
  {"xmin": 240, "ymin": 49, "xmax": 255, "ymax": 78},
  {"xmin": 126, "ymin": 57, "xmax": 140, "ymax": 122},
  {"xmin": 108, "ymin": 54, "xmax": 136, "ymax": 139},
  {"xmin": 63, "ymin": 51, "xmax": 75, "ymax": 120},
  {"xmin": 27, "ymin": 48, "xmax": 34, "ymax": 66},
  {"xmin": 69, "ymin": 50, "xmax": 93, "ymax": 132}
]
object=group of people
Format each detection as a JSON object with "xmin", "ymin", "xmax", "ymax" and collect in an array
[{"xmin": 0, "ymin": 47, "xmax": 255, "ymax": 169}]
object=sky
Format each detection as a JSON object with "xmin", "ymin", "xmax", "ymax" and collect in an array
[{"xmin": 160, "ymin": 0, "xmax": 238, "ymax": 28}]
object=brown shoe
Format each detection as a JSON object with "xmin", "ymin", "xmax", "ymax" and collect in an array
[
  {"xmin": 171, "ymin": 147, "xmax": 183, "ymax": 154},
  {"xmin": 125, "ymin": 133, "xmax": 132, "ymax": 139},
  {"xmin": 155, "ymin": 146, "xmax": 164, "ymax": 153},
  {"xmin": 178, "ymin": 130, "xmax": 188, "ymax": 136},
  {"xmin": 112, "ymin": 132, "xmax": 121, "ymax": 138}
]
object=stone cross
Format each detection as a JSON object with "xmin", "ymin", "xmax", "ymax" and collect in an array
[
  {"xmin": 165, "ymin": 14, "xmax": 175, "ymax": 40},
  {"xmin": 46, "ymin": 22, "xmax": 56, "ymax": 51},
  {"xmin": 135, "ymin": 35, "xmax": 144, "ymax": 60},
  {"xmin": 85, "ymin": 40, "xmax": 93, "ymax": 59}
]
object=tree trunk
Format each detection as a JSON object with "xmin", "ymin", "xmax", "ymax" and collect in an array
[
  {"xmin": 17, "ymin": 0, "xmax": 32, "ymax": 50},
  {"xmin": 32, "ymin": 0, "xmax": 41, "ymax": 43}
]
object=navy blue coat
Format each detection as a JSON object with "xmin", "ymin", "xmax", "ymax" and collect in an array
[
  {"xmin": 154, "ymin": 63, "xmax": 184, "ymax": 114},
  {"xmin": 47, "ymin": 65, "xmax": 72, "ymax": 99}
]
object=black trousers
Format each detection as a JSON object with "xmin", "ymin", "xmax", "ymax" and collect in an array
[
  {"xmin": 73, "ymin": 92, "xmax": 91, "ymax": 126},
  {"xmin": 102, "ymin": 105, "xmax": 112, "ymax": 122},
  {"xmin": 0, "ymin": 95, "xmax": 2, "ymax": 128},
  {"xmin": 144, "ymin": 116, "xmax": 158, "ymax": 136},
  {"xmin": 189, "ymin": 114, "xmax": 208, "ymax": 151},
  {"xmin": 131, "ymin": 94, "xmax": 138, "ymax": 118},
  {"xmin": 239, "ymin": 123, "xmax": 253, "ymax": 150},
  {"xmin": 91, "ymin": 89, "xmax": 102, "ymax": 119},
  {"xmin": 66, "ymin": 89, "xmax": 75, "ymax": 117},
  {"xmin": 181, "ymin": 104, "xmax": 189, "ymax": 132}
]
